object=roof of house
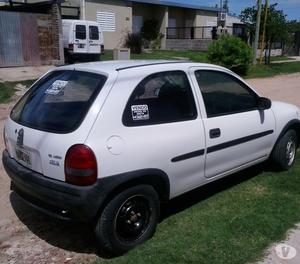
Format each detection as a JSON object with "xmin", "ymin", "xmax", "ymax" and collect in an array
[{"xmin": 130, "ymin": 0, "xmax": 222, "ymax": 12}]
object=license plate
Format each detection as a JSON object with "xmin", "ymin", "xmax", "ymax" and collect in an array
[
  {"xmin": 15, "ymin": 147, "xmax": 32, "ymax": 166},
  {"xmin": 78, "ymin": 44, "xmax": 85, "ymax": 48}
]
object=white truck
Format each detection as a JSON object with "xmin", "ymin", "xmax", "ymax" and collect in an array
[{"xmin": 62, "ymin": 19, "xmax": 104, "ymax": 63}]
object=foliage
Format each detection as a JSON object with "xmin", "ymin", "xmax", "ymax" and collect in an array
[
  {"xmin": 240, "ymin": 3, "xmax": 288, "ymax": 64},
  {"xmin": 123, "ymin": 32, "xmax": 142, "ymax": 54},
  {"xmin": 150, "ymin": 33, "xmax": 164, "ymax": 50},
  {"xmin": 223, "ymin": 0, "xmax": 229, "ymax": 12},
  {"xmin": 141, "ymin": 19, "xmax": 160, "ymax": 41},
  {"xmin": 207, "ymin": 36, "xmax": 253, "ymax": 75}
]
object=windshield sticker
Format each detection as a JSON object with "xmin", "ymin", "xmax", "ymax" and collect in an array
[
  {"xmin": 131, "ymin": 105, "xmax": 149, "ymax": 121},
  {"xmin": 45, "ymin": 80, "xmax": 68, "ymax": 95}
]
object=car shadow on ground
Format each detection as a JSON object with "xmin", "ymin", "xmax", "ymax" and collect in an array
[
  {"xmin": 10, "ymin": 161, "xmax": 272, "ymax": 258},
  {"xmin": 9, "ymin": 192, "xmax": 97, "ymax": 254}
]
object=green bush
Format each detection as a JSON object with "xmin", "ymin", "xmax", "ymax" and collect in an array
[
  {"xmin": 207, "ymin": 36, "xmax": 253, "ymax": 75},
  {"xmin": 141, "ymin": 19, "xmax": 159, "ymax": 41},
  {"xmin": 124, "ymin": 33, "xmax": 142, "ymax": 54}
]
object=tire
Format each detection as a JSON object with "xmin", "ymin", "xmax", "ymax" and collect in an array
[
  {"xmin": 95, "ymin": 185, "xmax": 160, "ymax": 256},
  {"xmin": 272, "ymin": 129, "xmax": 298, "ymax": 170}
]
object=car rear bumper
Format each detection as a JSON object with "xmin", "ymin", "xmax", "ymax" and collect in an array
[{"xmin": 2, "ymin": 150, "xmax": 104, "ymax": 221}]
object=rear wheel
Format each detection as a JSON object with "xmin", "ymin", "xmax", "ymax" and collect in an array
[
  {"xmin": 95, "ymin": 185, "xmax": 160, "ymax": 256},
  {"xmin": 272, "ymin": 129, "xmax": 297, "ymax": 170}
]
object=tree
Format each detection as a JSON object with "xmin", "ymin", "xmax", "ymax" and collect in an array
[
  {"xmin": 240, "ymin": 3, "xmax": 288, "ymax": 64},
  {"xmin": 223, "ymin": 0, "xmax": 229, "ymax": 12}
]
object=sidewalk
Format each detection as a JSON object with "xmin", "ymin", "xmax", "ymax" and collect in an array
[
  {"xmin": 271, "ymin": 56, "xmax": 300, "ymax": 64},
  {"xmin": 0, "ymin": 65, "xmax": 55, "ymax": 82},
  {"xmin": 258, "ymin": 225, "xmax": 300, "ymax": 264}
]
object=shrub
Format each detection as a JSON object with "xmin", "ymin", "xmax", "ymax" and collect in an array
[
  {"xmin": 150, "ymin": 33, "xmax": 164, "ymax": 50},
  {"xmin": 141, "ymin": 19, "xmax": 159, "ymax": 41},
  {"xmin": 207, "ymin": 36, "xmax": 253, "ymax": 75},
  {"xmin": 124, "ymin": 33, "xmax": 142, "ymax": 54}
]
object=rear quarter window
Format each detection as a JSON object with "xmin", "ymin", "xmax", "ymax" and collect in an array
[
  {"xmin": 123, "ymin": 71, "xmax": 197, "ymax": 126},
  {"xmin": 11, "ymin": 70, "xmax": 107, "ymax": 133}
]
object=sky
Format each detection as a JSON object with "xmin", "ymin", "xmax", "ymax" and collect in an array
[{"xmin": 173, "ymin": 0, "xmax": 300, "ymax": 20}]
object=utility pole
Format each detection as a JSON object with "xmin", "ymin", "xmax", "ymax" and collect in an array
[
  {"xmin": 259, "ymin": 0, "xmax": 269, "ymax": 64},
  {"xmin": 253, "ymin": 0, "xmax": 262, "ymax": 65}
]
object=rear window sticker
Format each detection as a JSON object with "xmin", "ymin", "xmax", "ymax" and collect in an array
[
  {"xmin": 131, "ymin": 105, "xmax": 150, "ymax": 121},
  {"xmin": 45, "ymin": 80, "xmax": 68, "ymax": 95}
]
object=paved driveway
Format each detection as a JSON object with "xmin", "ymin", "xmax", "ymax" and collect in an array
[{"xmin": 0, "ymin": 73, "xmax": 300, "ymax": 264}]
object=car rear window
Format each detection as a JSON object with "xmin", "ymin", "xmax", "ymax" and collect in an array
[
  {"xmin": 75, "ymin": 25, "xmax": 86, "ymax": 39},
  {"xmin": 11, "ymin": 70, "xmax": 107, "ymax": 133},
  {"xmin": 89, "ymin": 26, "xmax": 99, "ymax": 40}
]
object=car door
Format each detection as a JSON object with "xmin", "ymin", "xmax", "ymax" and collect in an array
[
  {"xmin": 74, "ymin": 22, "xmax": 88, "ymax": 53},
  {"xmin": 88, "ymin": 23, "xmax": 101, "ymax": 54},
  {"xmin": 190, "ymin": 68, "xmax": 275, "ymax": 179}
]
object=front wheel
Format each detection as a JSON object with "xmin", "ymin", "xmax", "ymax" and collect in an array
[
  {"xmin": 272, "ymin": 129, "xmax": 298, "ymax": 170},
  {"xmin": 95, "ymin": 185, "xmax": 160, "ymax": 256}
]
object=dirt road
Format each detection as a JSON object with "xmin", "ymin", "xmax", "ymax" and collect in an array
[{"xmin": 0, "ymin": 73, "xmax": 300, "ymax": 264}]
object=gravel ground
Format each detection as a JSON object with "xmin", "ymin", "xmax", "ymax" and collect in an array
[{"xmin": 0, "ymin": 73, "xmax": 300, "ymax": 264}]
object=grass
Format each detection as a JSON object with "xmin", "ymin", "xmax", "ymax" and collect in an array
[
  {"xmin": 246, "ymin": 62, "xmax": 300, "ymax": 79},
  {"xmin": 101, "ymin": 50, "xmax": 208, "ymax": 63},
  {"xmin": 270, "ymin": 56, "xmax": 296, "ymax": 62},
  {"xmin": 0, "ymin": 80, "xmax": 35, "ymax": 104},
  {"xmin": 94, "ymin": 157, "xmax": 300, "ymax": 264}
]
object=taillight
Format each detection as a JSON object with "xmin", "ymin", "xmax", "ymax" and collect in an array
[
  {"xmin": 65, "ymin": 144, "xmax": 97, "ymax": 186},
  {"xmin": 68, "ymin": 44, "xmax": 74, "ymax": 50}
]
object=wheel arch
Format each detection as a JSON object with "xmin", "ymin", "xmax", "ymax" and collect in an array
[
  {"xmin": 95, "ymin": 169, "xmax": 170, "ymax": 220},
  {"xmin": 272, "ymin": 119, "xmax": 300, "ymax": 152}
]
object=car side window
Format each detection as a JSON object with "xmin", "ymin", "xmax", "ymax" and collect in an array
[
  {"xmin": 123, "ymin": 71, "xmax": 197, "ymax": 126},
  {"xmin": 195, "ymin": 70, "xmax": 258, "ymax": 118}
]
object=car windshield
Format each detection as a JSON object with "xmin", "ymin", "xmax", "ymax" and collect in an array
[{"xmin": 10, "ymin": 70, "xmax": 107, "ymax": 133}]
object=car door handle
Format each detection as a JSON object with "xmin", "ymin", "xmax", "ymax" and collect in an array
[{"xmin": 209, "ymin": 128, "xmax": 221, "ymax": 138}]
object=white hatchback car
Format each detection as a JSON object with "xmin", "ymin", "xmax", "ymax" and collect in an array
[{"xmin": 2, "ymin": 61, "xmax": 300, "ymax": 255}]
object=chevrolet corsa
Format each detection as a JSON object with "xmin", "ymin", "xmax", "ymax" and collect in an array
[{"xmin": 2, "ymin": 61, "xmax": 300, "ymax": 255}]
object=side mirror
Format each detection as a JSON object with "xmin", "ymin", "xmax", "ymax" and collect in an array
[{"xmin": 257, "ymin": 97, "xmax": 272, "ymax": 111}]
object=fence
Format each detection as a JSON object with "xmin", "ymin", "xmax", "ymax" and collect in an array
[
  {"xmin": 166, "ymin": 27, "xmax": 215, "ymax": 40},
  {"xmin": 0, "ymin": 8, "xmax": 63, "ymax": 67}
]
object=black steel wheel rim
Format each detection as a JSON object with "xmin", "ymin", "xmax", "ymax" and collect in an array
[{"xmin": 115, "ymin": 195, "xmax": 151, "ymax": 242}]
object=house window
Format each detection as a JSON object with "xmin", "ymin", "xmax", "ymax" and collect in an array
[{"xmin": 97, "ymin": 11, "xmax": 116, "ymax": 32}]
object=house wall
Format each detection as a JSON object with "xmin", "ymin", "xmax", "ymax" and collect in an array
[
  {"xmin": 168, "ymin": 7, "xmax": 195, "ymax": 28},
  {"xmin": 132, "ymin": 3, "xmax": 168, "ymax": 48},
  {"xmin": 194, "ymin": 10, "xmax": 217, "ymax": 39},
  {"xmin": 84, "ymin": 0, "xmax": 132, "ymax": 49}
]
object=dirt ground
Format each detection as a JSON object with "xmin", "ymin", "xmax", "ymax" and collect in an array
[{"xmin": 0, "ymin": 73, "xmax": 300, "ymax": 264}]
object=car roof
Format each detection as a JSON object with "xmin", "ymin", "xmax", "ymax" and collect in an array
[{"xmin": 57, "ymin": 60, "xmax": 227, "ymax": 75}]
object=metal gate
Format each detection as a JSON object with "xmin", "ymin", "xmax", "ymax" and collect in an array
[{"xmin": 0, "ymin": 11, "xmax": 41, "ymax": 67}]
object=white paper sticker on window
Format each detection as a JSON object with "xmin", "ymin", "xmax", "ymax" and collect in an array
[
  {"xmin": 131, "ymin": 105, "xmax": 149, "ymax": 121},
  {"xmin": 45, "ymin": 80, "xmax": 68, "ymax": 95}
]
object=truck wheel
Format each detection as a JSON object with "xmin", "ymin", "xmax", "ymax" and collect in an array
[
  {"xmin": 272, "ymin": 129, "xmax": 297, "ymax": 170},
  {"xmin": 95, "ymin": 185, "xmax": 160, "ymax": 256}
]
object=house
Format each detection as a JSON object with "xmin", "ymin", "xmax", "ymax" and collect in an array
[{"xmin": 61, "ymin": 0, "xmax": 246, "ymax": 50}]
